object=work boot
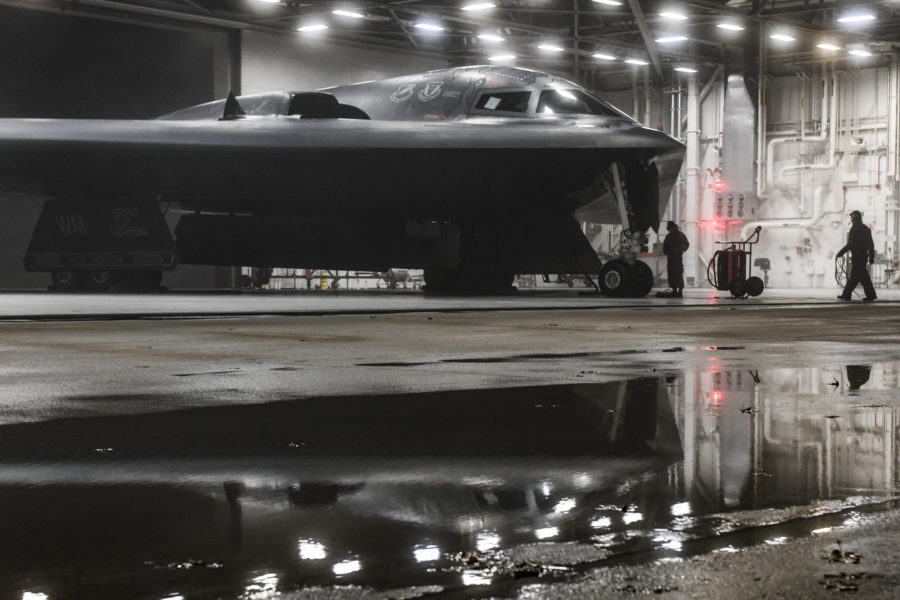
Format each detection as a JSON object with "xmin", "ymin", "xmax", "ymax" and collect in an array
[
  {"xmin": 837, "ymin": 295, "xmax": 851, "ymax": 301},
  {"xmin": 863, "ymin": 296, "xmax": 877, "ymax": 302}
]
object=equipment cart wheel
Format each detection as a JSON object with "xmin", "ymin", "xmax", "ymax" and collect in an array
[
  {"xmin": 745, "ymin": 276, "xmax": 764, "ymax": 297},
  {"xmin": 85, "ymin": 270, "xmax": 112, "ymax": 292},
  {"xmin": 51, "ymin": 270, "xmax": 84, "ymax": 291},
  {"xmin": 631, "ymin": 260, "xmax": 654, "ymax": 298},
  {"xmin": 729, "ymin": 278, "xmax": 747, "ymax": 299},
  {"xmin": 598, "ymin": 259, "xmax": 633, "ymax": 297}
]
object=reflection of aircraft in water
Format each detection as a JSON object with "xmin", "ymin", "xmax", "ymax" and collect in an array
[
  {"xmin": 0, "ymin": 379, "xmax": 680, "ymax": 595},
  {"xmin": 0, "ymin": 66, "xmax": 684, "ymax": 294}
]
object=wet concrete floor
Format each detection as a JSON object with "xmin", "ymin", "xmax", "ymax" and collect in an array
[{"xmin": 1, "ymin": 292, "xmax": 900, "ymax": 599}]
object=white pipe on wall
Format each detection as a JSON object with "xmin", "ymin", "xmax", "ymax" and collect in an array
[
  {"xmin": 685, "ymin": 75, "xmax": 700, "ymax": 286},
  {"xmin": 778, "ymin": 65, "xmax": 840, "ymax": 189},
  {"xmin": 767, "ymin": 71, "xmax": 831, "ymax": 192},
  {"xmin": 740, "ymin": 184, "xmax": 827, "ymax": 241},
  {"xmin": 756, "ymin": 23, "xmax": 768, "ymax": 201}
]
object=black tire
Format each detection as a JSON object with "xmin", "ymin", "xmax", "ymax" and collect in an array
[
  {"xmin": 745, "ymin": 276, "xmax": 764, "ymax": 297},
  {"xmin": 51, "ymin": 270, "xmax": 84, "ymax": 292},
  {"xmin": 729, "ymin": 278, "xmax": 747, "ymax": 298},
  {"xmin": 598, "ymin": 260, "xmax": 633, "ymax": 297},
  {"xmin": 85, "ymin": 270, "xmax": 112, "ymax": 292},
  {"xmin": 631, "ymin": 260, "xmax": 654, "ymax": 298}
]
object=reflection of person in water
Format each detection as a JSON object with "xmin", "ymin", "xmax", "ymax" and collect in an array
[{"xmin": 846, "ymin": 365, "xmax": 871, "ymax": 390}]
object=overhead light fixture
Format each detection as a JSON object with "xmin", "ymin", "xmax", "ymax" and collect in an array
[
  {"xmin": 332, "ymin": 9, "xmax": 365, "ymax": 18},
  {"xmin": 593, "ymin": 53, "xmax": 616, "ymax": 61},
  {"xmin": 462, "ymin": 2, "xmax": 495, "ymax": 10},
  {"xmin": 414, "ymin": 22, "xmax": 445, "ymax": 32},
  {"xmin": 817, "ymin": 42, "xmax": 842, "ymax": 51},
  {"xmin": 538, "ymin": 43, "xmax": 565, "ymax": 52},
  {"xmin": 255, "ymin": 0, "xmax": 281, "ymax": 3},
  {"xmin": 655, "ymin": 35, "xmax": 688, "ymax": 44},
  {"xmin": 675, "ymin": 66, "xmax": 697, "ymax": 73},
  {"xmin": 488, "ymin": 54, "xmax": 516, "ymax": 62},
  {"xmin": 717, "ymin": 23, "xmax": 744, "ymax": 31},
  {"xmin": 770, "ymin": 33, "xmax": 796, "ymax": 42},
  {"xmin": 297, "ymin": 23, "xmax": 328, "ymax": 32},
  {"xmin": 837, "ymin": 12, "xmax": 876, "ymax": 24},
  {"xmin": 626, "ymin": 58, "xmax": 649, "ymax": 65},
  {"xmin": 849, "ymin": 48, "xmax": 872, "ymax": 57},
  {"xmin": 592, "ymin": 0, "xmax": 623, "ymax": 5},
  {"xmin": 659, "ymin": 11, "xmax": 688, "ymax": 20},
  {"xmin": 478, "ymin": 33, "xmax": 505, "ymax": 42}
]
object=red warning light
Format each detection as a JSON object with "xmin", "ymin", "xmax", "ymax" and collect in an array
[
  {"xmin": 714, "ymin": 180, "xmax": 725, "ymax": 193},
  {"xmin": 708, "ymin": 390, "xmax": 724, "ymax": 405}
]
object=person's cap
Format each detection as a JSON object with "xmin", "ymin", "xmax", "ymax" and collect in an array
[
  {"xmin": 666, "ymin": 220, "xmax": 677, "ymax": 229},
  {"xmin": 850, "ymin": 210, "xmax": 862, "ymax": 219}
]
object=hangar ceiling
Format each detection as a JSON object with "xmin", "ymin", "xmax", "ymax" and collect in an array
[{"xmin": 5, "ymin": 0, "xmax": 900, "ymax": 89}]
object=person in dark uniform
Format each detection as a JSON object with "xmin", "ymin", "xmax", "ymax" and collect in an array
[
  {"xmin": 663, "ymin": 221, "xmax": 690, "ymax": 297},
  {"xmin": 837, "ymin": 210, "xmax": 877, "ymax": 301}
]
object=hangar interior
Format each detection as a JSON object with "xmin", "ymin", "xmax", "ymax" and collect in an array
[{"xmin": 2, "ymin": 0, "xmax": 900, "ymax": 292}]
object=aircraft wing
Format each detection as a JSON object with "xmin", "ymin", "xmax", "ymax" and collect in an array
[{"xmin": 0, "ymin": 117, "xmax": 682, "ymax": 222}]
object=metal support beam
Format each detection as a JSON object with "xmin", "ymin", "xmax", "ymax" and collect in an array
[{"xmin": 625, "ymin": 0, "xmax": 663, "ymax": 79}]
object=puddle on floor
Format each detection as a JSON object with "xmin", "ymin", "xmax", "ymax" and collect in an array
[{"xmin": 1, "ymin": 364, "xmax": 899, "ymax": 599}]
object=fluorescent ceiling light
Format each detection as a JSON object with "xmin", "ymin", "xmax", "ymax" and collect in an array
[
  {"xmin": 656, "ymin": 35, "xmax": 688, "ymax": 43},
  {"xmin": 659, "ymin": 11, "xmax": 688, "ymax": 20},
  {"xmin": 297, "ymin": 23, "xmax": 328, "ymax": 32},
  {"xmin": 717, "ymin": 23, "xmax": 744, "ymax": 31},
  {"xmin": 592, "ymin": 0, "xmax": 623, "ymax": 5},
  {"xmin": 538, "ymin": 44, "xmax": 565, "ymax": 52},
  {"xmin": 849, "ymin": 49, "xmax": 872, "ymax": 57},
  {"xmin": 332, "ymin": 9, "xmax": 364, "ymax": 18},
  {"xmin": 414, "ymin": 22, "xmax": 445, "ymax": 31},
  {"xmin": 626, "ymin": 58, "xmax": 649, "ymax": 65},
  {"xmin": 462, "ymin": 2, "xmax": 495, "ymax": 10},
  {"xmin": 837, "ymin": 13, "xmax": 876, "ymax": 24},
  {"xmin": 255, "ymin": 0, "xmax": 281, "ymax": 3},
  {"xmin": 488, "ymin": 54, "xmax": 516, "ymax": 61},
  {"xmin": 770, "ymin": 33, "xmax": 795, "ymax": 42},
  {"xmin": 593, "ymin": 53, "xmax": 616, "ymax": 60},
  {"xmin": 817, "ymin": 43, "xmax": 842, "ymax": 51},
  {"xmin": 478, "ymin": 33, "xmax": 505, "ymax": 42},
  {"xmin": 675, "ymin": 66, "xmax": 697, "ymax": 73}
]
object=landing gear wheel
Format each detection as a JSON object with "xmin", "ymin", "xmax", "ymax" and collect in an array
[
  {"xmin": 51, "ymin": 270, "xmax": 83, "ymax": 291},
  {"xmin": 729, "ymin": 278, "xmax": 747, "ymax": 299},
  {"xmin": 745, "ymin": 276, "xmax": 764, "ymax": 297},
  {"xmin": 598, "ymin": 260, "xmax": 633, "ymax": 297},
  {"xmin": 85, "ymin": 270, "xmax": 112, "ymax": 291},
  {"xmin": 631, "ymin": 260, "xmax": 654, "ymax": 298}
]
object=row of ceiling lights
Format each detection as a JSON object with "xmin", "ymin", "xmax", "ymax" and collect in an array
[{"xmin": 262, "ymin": 1, "xmax": 882, "ymax": 72}]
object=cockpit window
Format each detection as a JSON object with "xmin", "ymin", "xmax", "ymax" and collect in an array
[
  {"xmin": 537, "ymin": 89, "xmax": 623, "ymax": 117},
  {"xmin": 473, "ymin": 91, "xmax": 532, "ymax": 113}
]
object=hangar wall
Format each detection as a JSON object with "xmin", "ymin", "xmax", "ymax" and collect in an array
[
  {"xmin": 240, "ymin": 31, "xmax": 449, "ymax": 95},
  {"xmin": 680, "ymin": 62, "xmax": 899, "ymax": 290}
]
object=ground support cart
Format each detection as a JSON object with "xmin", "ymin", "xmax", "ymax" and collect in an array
[{"xmin": 706, "ymin": 226, "xmax": 765, "ymax": 298}]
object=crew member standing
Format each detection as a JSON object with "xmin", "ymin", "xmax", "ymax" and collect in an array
[
  {"xmin": 663, "ymin": 221, "xmax": 690, "ymax": 298},
  {"xmin": 837, "ymin": 210, "xmax": 877, "ymax": 302}
]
